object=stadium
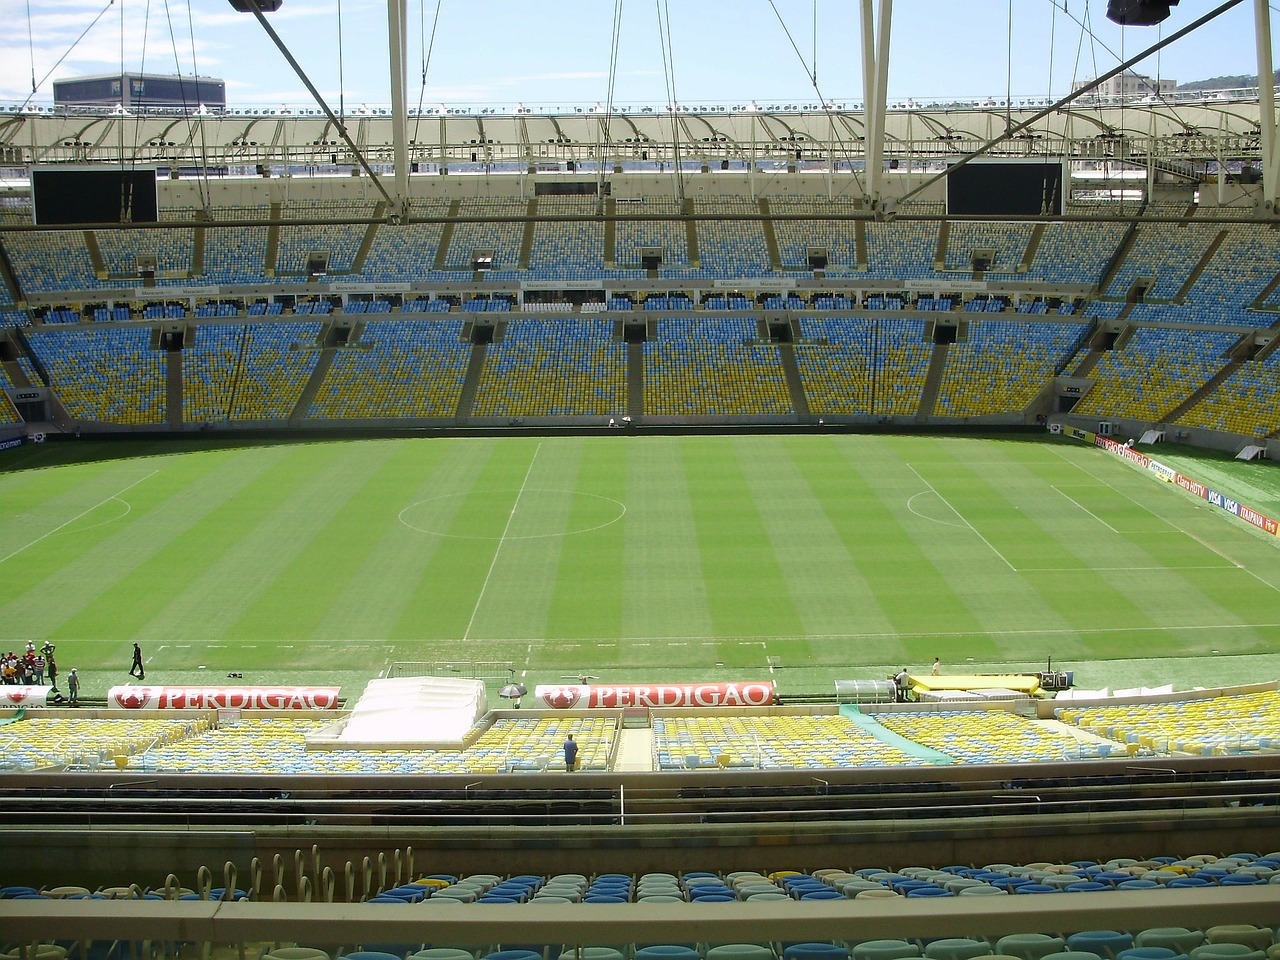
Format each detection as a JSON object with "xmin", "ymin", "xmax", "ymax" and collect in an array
[{"xmin": 2, "ymin": 0, "xmax": 1280, "ymax": 956}]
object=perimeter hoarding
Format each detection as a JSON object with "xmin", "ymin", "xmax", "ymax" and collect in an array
[
  {"xmin": 0, "ymin": 686, "xmax": 51, "ymax": 708},
  {"xmin": 109, "ymin": 686, "xmax": 341, "ymax": 710},
  {"xmin": 535, "ymin": 681, "xmax": 776, "ymax": 709}
]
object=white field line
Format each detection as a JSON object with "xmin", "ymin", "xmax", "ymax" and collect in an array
[
  {"xmin": 462, "ymin": 443, "xmax": 542, "ymax": 642},
  {"xmin": 1051, "ymin": 484, "xmax": 1119, "ymax": 533},
  {"xmin": 906, "ymin": 464, "xmax": 1017, "ymax": 571},
  {"xmin": 0, "ymin": 470, "xmax": 158, "ymax": 566}
]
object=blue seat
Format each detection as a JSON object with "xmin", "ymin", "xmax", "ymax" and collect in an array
[
  {"xmin": 785, "ymin": 946, "xmax": 851, "ymax": 960},
  {"xmin": 1068, "ymin": 932, "xmax": 1134, "ymax": 959}
]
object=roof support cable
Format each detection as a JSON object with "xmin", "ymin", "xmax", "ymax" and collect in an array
[
  {"xmin": 239, "ymin": 0, "xmax": 394, "ymax": 206},
  {"xmin": 898, "ymin": 0, "xmax": 1248, "ymax": 207}
]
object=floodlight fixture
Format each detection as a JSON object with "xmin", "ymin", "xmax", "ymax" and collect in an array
[
  {"xmin": 228, "ymin": 0, "xmax": 282, "ymax": 11},
  {"xmin": 1106, "ymin": 0, "xmax": 1178, "ymax": 26}
]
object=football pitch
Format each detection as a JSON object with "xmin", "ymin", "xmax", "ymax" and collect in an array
[{"xmin": 2, "ymin": 432, "xmax": 1279, "ymax": 699}]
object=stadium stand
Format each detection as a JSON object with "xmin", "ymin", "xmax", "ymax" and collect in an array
[
  {"xmin": 471, "ymin": 318, "xmax": 627, "ymax": 418},
  {"xmin": 933, "ymin": 321, "xmax": 1081, "ymax": 418},
  {"xmin": 643, "ymin": 318, "xmax": 793, "ymax": 417},
  {"xmin": 25, "ymin": 326, "xmax": 167, "ymax": 424},
  {"xmin": 183, "ymin": 321, "xmax": 322, "ymax": 423},
  {"xmin": 308, "ymin": 318, "xmax": 471, "ymax": 419},
  {"xmin": 1178, "ymin": 347, "xmax": 1280, "ymax": 438},
  {"xmin": 691, "ymin": 200, "xmax": 773, "ymax": 278},
  {"xmin": 1071, "ymin": 328, "xmax": 1239, "ymax": 424},
  {"xmin": 1057, "ymin": 689, "xmax": 1280, "ymax": 758},
  {"xmin": 275, "ymin": 201, "xmax": 378, "ymax": 277},
  {"xmin": 795, "ymin": 318, "xmax": 932, "ymax": 418}
]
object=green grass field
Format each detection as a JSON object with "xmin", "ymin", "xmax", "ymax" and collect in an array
[{"xmin": 2, "ymin": 432, "xmax": 1279, "ymax": 700}]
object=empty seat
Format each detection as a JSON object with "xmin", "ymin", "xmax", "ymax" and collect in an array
[
  {"xmin": 1067, "ymin": 933, "xmax": 1134, "ymax": 959},
  {"xmin": 924, "ymin": 941, "xmax": 993, "ymax": 960},
  {"xmin": 706, "ymin": 947, "xmax": 777, "ymax": 960},
  {"xmin": 996, "ymin": 936, "xmax": 1066, "ymax": 960},
  {"xmin": 1136, "ymin": 932, "xmax": 1204, "ymax": 955}
]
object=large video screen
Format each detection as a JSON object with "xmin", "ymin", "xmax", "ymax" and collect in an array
[
  {"xmin": 946, "ymin": 160, "xmax": 1064, "ymax": 217},
  {"xmin": 31, "ymin": 167, "xmax": 159, "ymax": 226}
]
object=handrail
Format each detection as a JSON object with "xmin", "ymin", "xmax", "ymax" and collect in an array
[{"xmin": 3, "ymin": 887, "xmax": 1277, "ymax": 946}]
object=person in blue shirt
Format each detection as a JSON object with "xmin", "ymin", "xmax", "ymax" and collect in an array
[{"xmin": 563, "ymin": 733, "xmax": 578, "ymax": 772}]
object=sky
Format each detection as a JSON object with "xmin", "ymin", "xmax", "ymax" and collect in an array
[{"xmin": 0, "ymin": 1, "xmax": 1272, "ymax": 111}]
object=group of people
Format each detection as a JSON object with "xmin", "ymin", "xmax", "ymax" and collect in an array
[{"xmin": 1, "ymin": 641, "xmax": 77, "ymax": 705}]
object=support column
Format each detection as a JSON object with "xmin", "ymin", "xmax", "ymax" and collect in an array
[
  {"xmin": 387, "ymin": 0, "xmax": 410, "ymax": 219},
  {"xmin": 860, "ymin": 0, "xmax": 893, "ymax": 212},
  {"xmin": 1256, "ymin": 0, "xmax": 1279, "ymax": 211}
]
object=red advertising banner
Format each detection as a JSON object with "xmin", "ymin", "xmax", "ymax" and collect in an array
[
  {"xmin": 1084, "ymin": 433, "xmax": 1278, "ymax": 538},
  {"xmin": 0, "ymin": 686, "xmax": 50, "ymax": 708},
  {"xmin": 108, "ymin": 686, "xmax": 342, "ymax": 710},
  {"xmin": 1096, "ymin": 435, "xmax": 1152, "ymax": 469},
  {"xmin": 534, "ymin": 681, "xmax": 776, "ymax": 709}
]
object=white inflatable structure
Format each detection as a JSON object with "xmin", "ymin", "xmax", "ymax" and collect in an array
[{"xmin": 310, "ymin": 675, "xmax": 487, "ymax": 750}]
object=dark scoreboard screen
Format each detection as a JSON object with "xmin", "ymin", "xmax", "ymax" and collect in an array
[
  {"xmin": 31, "ymin": 168, "xmax": 159, "ymax": 226},
  {"xmin": 946, "ymin": 160, "xmax": 1064, "ymax": 217}
]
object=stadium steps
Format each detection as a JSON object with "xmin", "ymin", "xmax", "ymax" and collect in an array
[
  {"xmin": 349, "ymin": 201, "xmax": 387, "ymax": 276},
  {"xmin": 1055, "ymin": 319, "xmax": 1099, "ymax": 377},
  {"xmin": 776, "ymin": 342, "xmax": 810, "ymax": 421},
  {"xmin": 433, "ymin": 200, "xmax": 461, "ymax": 270},
  {"xmin": 855, "ymin": 220, "xmax": 868, "ymax": 270},
  {"xmin": 1019, "ymin": 223, "xmax": 1046, "ymax": 272},
  {"xmin": 456, "ymin": 342, "xmax": 488, "ymax": 419},
  {"xmin": 627, "ymin": 341, "xmax": 644, "ymax": 418},
  {"xmin": 80, "ymin": 230, "xmax": 106, "ymax": 281},
  {"xmin": 838, "ymin": 705, "xmax": 953, "ymax": 764},
  {"xmin": 933, "ymin": 220, "xmax": 949, "ymax": 272},
  {"xmin": 602, "ymin": 197, "xmax": 616, "ymax": 267},
  {"xmin": 0, "ymin": 236, "xmax": 25, "ymax": 301},
  {"xmin": 1098, "ymin": 221, "xmax": 1141, "ymax": 295},
  {"xmin": 1247, "ymin": 261, "xmax": 1280, "ymax": 311},
  {"xmin": 913, "ymin": 342, "xmax": 950, "ymax": 422},
  {"xmin": 759, "ymin": 199, "xmax": 783, "ymax": 271},
  {"xmin": 290, "ymin": 347, "xmax": 338, "ymax": 425},
  {"xmin": 1172, "ymin": 229, "xmax": 1229, "ymax": 303},
  {"xmin": 518, "ymin": 199, "xmax": 537, "ymax": 270},
  {"xmin": 11, "ymin": 326, "xmax": 49, "ymax": 387},
  {"xmin": 615, "ymin": 727, "xmax": 655, "ymax": 772},
  {"xmin": 1164, "ymin": 333, "xmax": 1280, "ymax": 425},
  {"xmin": 166, "ymin": 350, "xmax": 182, "ymax": 429},
  {"xmin": 264, "ymin": 203, "xmax": 282, "ymax": 276},
  {"xmin": 191, "ymin": 213, "xmax": 206, "ymax": 276},
  {"xmin": 2, "ymin": 357, "xmax": 33, "ymax": 389},
  {"xmin": 683, "ymin": 198, "xmax": 700, "ymax": 267}
]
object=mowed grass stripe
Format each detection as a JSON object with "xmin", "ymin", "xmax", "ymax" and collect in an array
[
  {"xmin": 544, "ymin": 438, "xmax": 627, "ymax": 651},
  {"xmin": 744, "ymin": 436, "xmax": 894, "ymax": 657},
  {"xmin": 463, "ymin": 440, "xmax": 577, "ymax": 642},
  {"xmin": 682, "ymin": 438, "xmax": 805, "ymax": 652},
  {"xmin": 325, "ymin": 438, "xmax": 494, "ymax": 644},
  {"xmin": 916, "ymin": 440, "xmax": 1231, "ymax": 660},
  {"xmin": 963, "ymin": 441, "xmax": 1279, "ymax": 656},
  {"xmin": 622, "ymin": 438, "xmax": 715, "ymax": 646},
  {"xmin": 220, "ymin": 440, "xmax": 408, "ymax": 642},
  {"xmin": 0, "ymin": 457, "xmax": 125, "ymax": 559},
  {"xmin": 0, "ymin": 447, "xmax": 295, "ymax": 643},
  {"xmin": 838, "ymin": 437, "xmax": 1007, "ymax": 664},
  {"xmin": 52, "ymin": 443, "xmax": 355, "ymax": 645},
  {"xmin": 387, "ymin": 439, "xmax": 525, "ymax": 641}
]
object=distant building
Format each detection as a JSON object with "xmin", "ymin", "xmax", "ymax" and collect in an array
[
  {"xmin": 1072, "ymin": 70, "xmax": 1176, "ymax": 100},
  {"xmin": 53, "ymin": 73, "xmax": 225, "ymax": 112}
]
